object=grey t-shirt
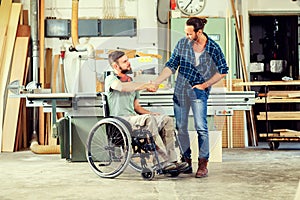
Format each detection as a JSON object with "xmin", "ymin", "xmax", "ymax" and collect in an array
[{"xmin": 105, "ymin": 74, "xmax": 139, "ymax": 116}]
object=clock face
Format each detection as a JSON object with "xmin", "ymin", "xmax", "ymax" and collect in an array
[{"xmin": 177, "ymin": 0, "xmax": 206, "ymax": 16}]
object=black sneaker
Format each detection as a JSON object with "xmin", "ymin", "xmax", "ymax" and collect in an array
[
  {"xmin": 183, "ymin": 166, "xmax": 193, "ymax": 174},
  {"xmin": 162, "ymin": 162, "xmax": 177, "ymax": 171},
  {"xmin": 174, "ymin": 161, "xmax": 189, "ymax": 172}
]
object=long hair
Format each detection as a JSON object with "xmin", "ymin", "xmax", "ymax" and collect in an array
[{"xmin": 186, "ymin": 17, "xmax": 207, "ymax": 33}]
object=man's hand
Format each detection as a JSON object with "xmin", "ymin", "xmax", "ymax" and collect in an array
[
  {"xmin": 192, "ymin": 82, "xmax": 209, "ymax": 90},
  {"xmin": 146, "ymin": 81, "xmax": 159, "ymax": 92},
  {"xmin": 144, "ymin": 82, "xmax": 157, "ymax": 92}
]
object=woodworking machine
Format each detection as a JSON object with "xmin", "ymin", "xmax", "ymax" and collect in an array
[
  {"xmin": 8, "ymin": 80, "xmax": 256, "ymax": 119},
  {"xmin": 8, "ymin": 81, "xmax": 255, "ymax": 160}
]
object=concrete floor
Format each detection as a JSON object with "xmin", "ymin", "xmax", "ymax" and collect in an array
[{"xmin": 0, "ymin": 142, "xmax": 300, "ymax": 200}]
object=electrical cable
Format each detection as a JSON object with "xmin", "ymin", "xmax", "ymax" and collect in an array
[{"xmin": 156, "ymin": 0, "xmax": 168, "ymax": 25}]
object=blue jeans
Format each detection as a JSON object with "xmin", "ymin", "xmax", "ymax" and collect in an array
[{"xmin": 174, "ymin": 88, "xmax": 209, "ymax": 160}]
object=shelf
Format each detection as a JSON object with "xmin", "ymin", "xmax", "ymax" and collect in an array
[
  {"xmin": 257, "ymin": 111, "xmax": 300, "ymax": 120},
  {"xmin": 255, "ymin": 97, "xmax": 300, "ymax": 103},
  {"xmin": 234, "ymin": 80, "xmax": 300, "ymax": 87}
]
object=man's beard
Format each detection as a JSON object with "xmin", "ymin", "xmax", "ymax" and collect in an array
[
  {"xmin": 193, "ymin": 35, "xmax": 198, "ymax": 41},
  {"xmin": 121, "ymin": 68, "xmax": 133, "ymax": 74}
]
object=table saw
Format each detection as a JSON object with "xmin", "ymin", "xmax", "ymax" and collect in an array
[{"xmin": 12, "ymin": 87, "xmax": 255, "ymax": 161}]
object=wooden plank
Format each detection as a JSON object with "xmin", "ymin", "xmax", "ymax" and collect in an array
[
  {"xmin": 60, "ymin": 62, "xmax": 65, "ymax": 93},
  {"xmin": 259, "ymin": 133, "xmax": 280, "ymax": 137},
  {"xmin": 15, "ymin": 56, "xmax": 31, "ymax": 151},
  {"xmin": 234, "ymin": 80, "xmax": 300, "ymax": 87},
  {"xmin": 280, "ymin": 132, "xmax": 300, "ymax": 137},
  {"xmin": 2, "ymin": 35, "xmax": 29, "ymax": 152},
  {"xmin": 12, "ymin": 25, "xmax": 30, "ymax": 151},
  {"xmin": 273, "ymin": 129, "xmax": 298, "ymax": 133},
  {"xmin": 14, "ymin": 99, "xmax": 24, "ymax": 151},
  {"xmin": 38, "ymin": 0, "xmax": 45, "ymax": 145},
  {"xmin": 258, "ymin": 111, "xmax": 300, "ymax": 117},
  {"xmin": 0, "ymin": 0, "xmax": 12, "ymax": 66},
  {"xmin": 268, "ymin": 90, "xmax": 300, "ymax": 98},
  {"xmin": 255, "ymin": 97, "xmax": 300, "ymax": 104},
  {"xmin": 0, "ymin": 3, "xmax": 21, "ymax": 152},
  {"xmin": 288, "ymin": 93, "xmax": 300, "ymax": 98},
  {"xmin": 0, "ymin": 0, "xmax": 13, "ymax": 153},
  {"xmin": 21, "ymin": 98, "xmax": 28, "ymax": 149},
  {"xmin": 52, "ymin": 55, "xmax": 60, "ymax": 93},
  {"xmin": 45, "ymin": 48, "xmax": 52, "ymax": 145},
  {"xmin": 22, "ymin": 10, "xmax": 29, "ymax": 25},
  {"xmin": 257, "ymin": 116, "xmax": 300, "ymax": 120},
  {"xmin": 229, "ymin": 0, "xmax": 249, "ymax": 84},
  {"xmin": 45, "ymin": 48, "xmax": 52, "ymax": 88}
]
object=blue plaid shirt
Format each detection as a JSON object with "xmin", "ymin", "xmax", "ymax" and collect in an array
[{"xmin": 165, "ymin": 33, "xmax": 228, "ymax": 104}]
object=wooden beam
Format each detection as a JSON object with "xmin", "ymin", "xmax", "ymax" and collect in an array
[
  {"xmin": 0, "ymin": 3, "xmax": 21, "ymax": 152},
  {"xmin": 38, "ymin": 0, "xmax": 45, "ymax": 145},
  {"xmin": 45, "ymin": 48, "xmax": 52, "ymax": 88},
  {"xmin": 229, "ymin": 0, "xmax": 248, "ymax": 84},
  {"xmin": 257, "ymin": 111, "xmax": 300, "ymax": 120},
  {"xmin": 0, "ymin": 0, "xmax": 12, "ymax": 66},
  {"xmin": 0, "ymin": 0, "xmax": 13, "ymax": 153},
  {"xmin": 234, "ymin": 80, "xmax": 300, "ymax": 87},
  {"xmin": 2, "ymin": 25, "xmax": 30, "ymax": 152}
]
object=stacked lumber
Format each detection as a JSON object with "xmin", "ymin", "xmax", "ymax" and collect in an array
[{"xmin": 0, "ymin": 1, "xmax": 63, "ymax": 152}]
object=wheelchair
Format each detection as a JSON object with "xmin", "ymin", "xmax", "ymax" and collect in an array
[{"xmin": 85, "ymin": 93, "xmax": 183, "ymax": 180}]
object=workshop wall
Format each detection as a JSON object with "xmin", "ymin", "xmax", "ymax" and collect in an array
[{"xmin": 19, "ymin": 0, "xmax": 300, "ymax": 93}]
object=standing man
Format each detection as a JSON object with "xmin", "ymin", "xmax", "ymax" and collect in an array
[
  {"xmin": 152, "ymin": 17, "xmax": 228, "ymax": 178},
  {"xmin": 105, "ymin": 50, "xmax": 188, "ymax": 172}
]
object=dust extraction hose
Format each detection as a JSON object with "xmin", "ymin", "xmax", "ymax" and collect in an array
[{"xmin": 30, "ymin": 141, "xmax": 60, "ymax": 154}]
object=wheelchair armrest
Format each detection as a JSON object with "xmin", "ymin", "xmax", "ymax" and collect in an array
[{"xmin": 98, "ymin": 92, "xmax": 110, "ymax": 117}]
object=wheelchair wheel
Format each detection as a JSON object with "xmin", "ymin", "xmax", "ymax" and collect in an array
[
  {"xmin": 86, "ymin": 118, "xmax": 132, "ymax": 178},
  {"xmin": 110, "ymin": 118, "xmax": 144, "ymax": 173},
  {"xmin": 141, "ymin": 167, "xmax": 155, "ymax": 181},
  {"xmin": 129, "ymin": 129, "xmax": 156, "ymax": 173}
]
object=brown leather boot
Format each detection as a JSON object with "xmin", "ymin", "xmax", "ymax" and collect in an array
[
  {"xmin": 195, "ymin": 158, "xmax": 208, "ymax": 178},
  {"xmin": 181, "ymin": 157, "xmax": 192, "ymax": 174}
]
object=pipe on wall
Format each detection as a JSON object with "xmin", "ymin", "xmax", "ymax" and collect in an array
[
  {"xmin": 29, "ymin": 0, "xmax": 60, "ymax": 154},
  {"xmin": 71, "ymin": 0, "xmax": 95, "ymax": 58},
  {"xmin": 30, "ymin": 0, "xmax": 39, "ymax": 144}
]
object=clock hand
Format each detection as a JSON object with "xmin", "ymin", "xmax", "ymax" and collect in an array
[{"xmin": 184, "ymin": 0, "xmax": 193, "ymax": 10}]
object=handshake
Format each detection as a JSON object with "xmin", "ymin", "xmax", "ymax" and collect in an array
[{"xmin": 144, "ymin": 81, "xmax": 159, "ymax": 92}]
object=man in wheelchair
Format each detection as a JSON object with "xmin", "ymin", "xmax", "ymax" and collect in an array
[{"xmin": 105, "ymin": 50, "xmax": 189, "ymax": 173}]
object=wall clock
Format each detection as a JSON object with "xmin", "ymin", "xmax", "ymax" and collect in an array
[{"xmin": 177, "ymin": 0, "xmax": 206, "ymax": 16}]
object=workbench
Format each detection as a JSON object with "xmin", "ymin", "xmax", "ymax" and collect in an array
[{"xmin": 19, "ymin": 88, "xmax": 256, "ymax": 160}]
